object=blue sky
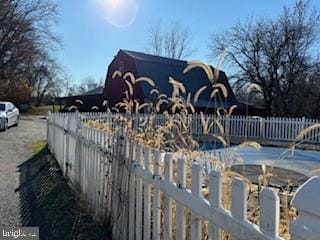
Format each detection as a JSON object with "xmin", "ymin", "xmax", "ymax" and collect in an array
[{"xmin": 54, "ymin": 0, "xmax": 320, "ymax": 84}]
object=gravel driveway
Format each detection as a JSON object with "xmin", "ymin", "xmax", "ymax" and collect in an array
[{"xmin": 0, "ymin": 115, "xmax": 46, "ymax": 226}]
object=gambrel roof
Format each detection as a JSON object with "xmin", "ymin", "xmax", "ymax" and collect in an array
[{"xmin": 104, "ymin": 50, "xmax": 239, "ymax": 110}]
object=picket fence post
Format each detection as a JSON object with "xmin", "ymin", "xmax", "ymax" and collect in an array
[
  {"xmin": 260, "ymin": 188, "xmax": 280, "ymax": 238},
  {"xmin": 47, "ymin": 111, "xmax": 50, "ymax": 148},
  {"xmin": 152, "ymin": 150, "xmax": 161, "ymax": 240},
  {"xmin": 74, "ymin": 112, "xmax": 82, "ymax": 190},
  {"xmin": 64, "ymin": 115, "xmax": 71, "ymax": 177},
  {"xmin": 191, "ymin": 162, "xmax": 202, "ymax": 240},
  {"xmin": 143, "ymin": 147, "xmax": 151, "ymax": 240},
  {"xmin": 62, "ymin": 115, "xmax": 68, "ymax": 177},
  {"xmin": 163, "ymin": 153, "xmax": 173, "ymax": 240},
  {"xmin": 208, "ymin": 170, "xmax": 222, "ymax": 240},
  {"xmin": 128, "ymin": 141, "xmax": 136, "ymax": 240},
  {"xmin": 135, "ymin": 144, "xmax": 143, "ymax": 240},
  {"xmin": 231, "ymin": 178, "xmax": 248, "ymax": 240},
  {"xmin": 290, "ymin": 176, "xmax": 320, "ymax": 240},
  {"xmin": 176, "ymin": 158, "xmax": 186, "ymax": 240}
]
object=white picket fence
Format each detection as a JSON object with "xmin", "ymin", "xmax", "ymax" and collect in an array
[
  {"xmin": 47, "ymin": 112, "xmax": 320, "ymax": 240},
  {"xmin": 67, "ymin": 112, "xmax": 320, "ymax": 144},
  {"xmin": 141, "ymin": 113, "xmax": 320, "ymax": 143},
  {"xmin": 194, "ymin": 114, "xmax": 320, "ymax": 143}
]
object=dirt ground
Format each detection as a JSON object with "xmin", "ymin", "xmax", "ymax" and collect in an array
[
  {"xmin": 0, "ymin": 115, "xmax": 109, "ymax": 239},
  {"xmin": 0, "ymin": 115, "xmax": 46, "ymax": 227}
]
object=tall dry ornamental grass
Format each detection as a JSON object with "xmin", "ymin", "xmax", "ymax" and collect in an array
[{"xmin": 77, "ymin": 55, "xmax": 320, "ymax": 239}]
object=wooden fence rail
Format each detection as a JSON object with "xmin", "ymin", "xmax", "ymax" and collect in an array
[{"xmin": 47, "ymin": 112, "xmax": 320, "ymax": 240}]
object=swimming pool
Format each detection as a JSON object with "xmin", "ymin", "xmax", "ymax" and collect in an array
[{"xmin": 206, "ymin": 146, "xmax": 320, "ymax": 177}]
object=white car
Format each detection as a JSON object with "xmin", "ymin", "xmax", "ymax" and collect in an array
[{"xmin": 0, "ymin": 101, "xmax": 20, "ymax": 131}]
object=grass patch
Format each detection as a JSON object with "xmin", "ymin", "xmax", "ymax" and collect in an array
[
  {"xmin": 27, "ymin": 105, "xmax": 60, "ymax": 115},
  {"xmin": 28, "ymin": 140, "xmax": 47, "ymax": 154}
]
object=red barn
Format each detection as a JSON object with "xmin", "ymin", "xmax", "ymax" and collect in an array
[
  {"xmin": 57, "ymin": 49, "xmax": 265, "ymax": 115},
  {"xmin": 104, "ymin": 50, "xmax": 263, "ymax": 114}
]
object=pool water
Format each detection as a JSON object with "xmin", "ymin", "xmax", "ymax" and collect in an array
[
  {"xmin": 199, "ymin": 142, "xmax": 233, "ymax": 150},
  {"xmin": 204, "ymin": 145, "xmax": 320, "ymax": 178}
]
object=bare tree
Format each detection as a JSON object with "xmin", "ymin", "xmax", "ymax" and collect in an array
[
  {"xmin": 146, "ymin": 22, "xmax": 194, "ymax": 60},
  {"xmin": 66, "ymin": 76, "xmax": 102, "ymax": 96},
  {"xmin": 209, "ymin": 1, "xmax": 320, "ymax": 117},
  {"xmin": 77, "ymin": 76, "xmax": 102, "ymax": 94},
  {"xmin": 0, "ymin": 0, "xmax": 61, "ymax": 104},
  {"xmin": 31, "ymin": 56, "xmax": 67, "ymax": 106}
]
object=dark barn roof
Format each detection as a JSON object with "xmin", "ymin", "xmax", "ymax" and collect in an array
[
  {"xmin": 56, "ymin": 86, "xmax": 104, "ymax": 112},
  {"xmin": 81, "ymin": 86, "xmax": 104, "ymax": 95},
  {"xmin": 104, "ymin": 50, "xmax": 239, "ymax": 112}
]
